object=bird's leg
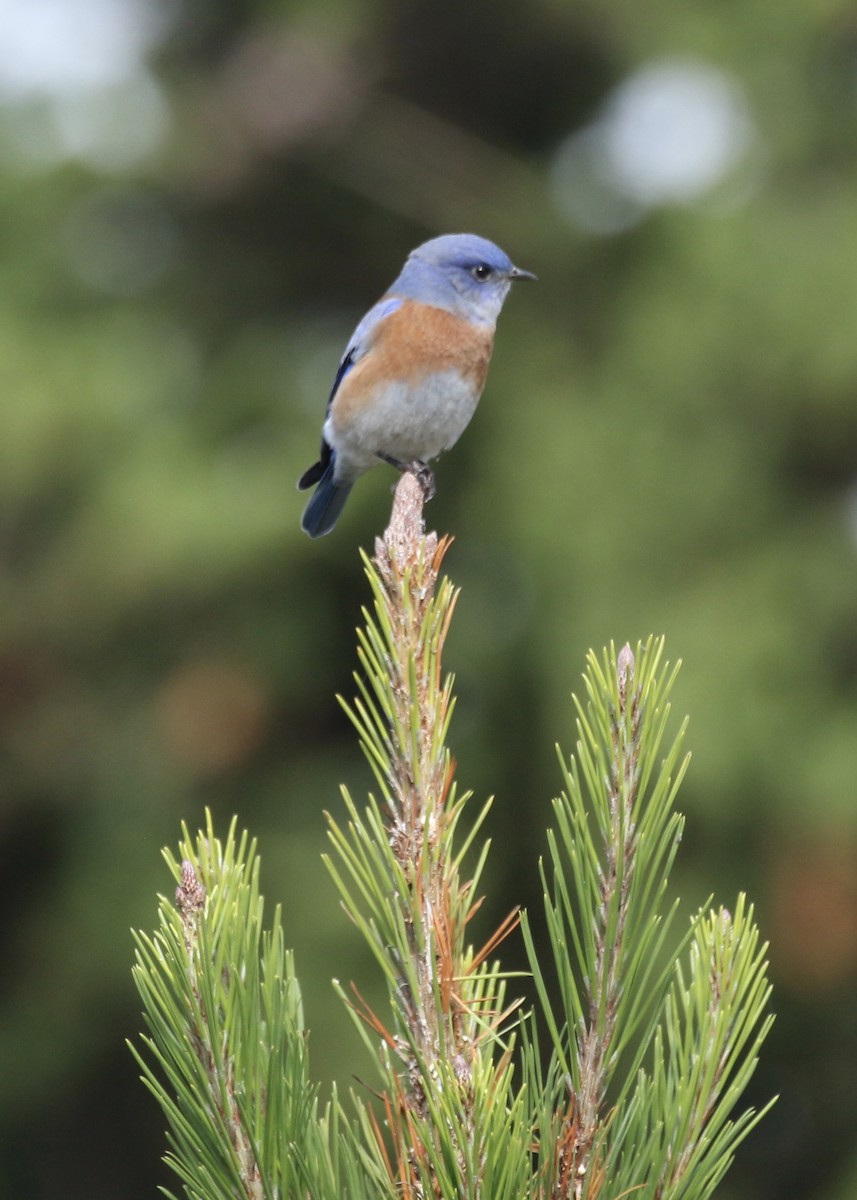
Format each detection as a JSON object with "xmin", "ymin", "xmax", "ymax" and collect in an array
[{"xmin": 377, "ymin": 453, "xmax": 436, "ymax": 502}]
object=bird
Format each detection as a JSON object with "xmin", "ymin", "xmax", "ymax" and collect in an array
[{"xmin": 298, "ymin": 233, "xmax": 536, "ymax": 537}]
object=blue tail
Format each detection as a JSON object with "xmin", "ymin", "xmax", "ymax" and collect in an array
[{"xmin": 300, "ymin": 460, "xmax": 352, "ymax": 538}]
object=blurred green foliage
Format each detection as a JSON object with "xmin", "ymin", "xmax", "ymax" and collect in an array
[{"xmin": 1, "ymin": 1, "xmax": 856, "ymax": 1197}]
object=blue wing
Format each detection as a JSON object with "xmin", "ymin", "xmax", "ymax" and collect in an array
[
  {"xmin": 324, "ymin": 296, "xmax": 403, "ymax": 416},
  {"xmin": 298, "ymin": 296, "xmax": 404, "ymax": 490}
]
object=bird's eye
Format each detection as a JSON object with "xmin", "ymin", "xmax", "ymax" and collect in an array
[{"xmin": 471, "ymin": 263, "xmax": 493, "ymax": 281}]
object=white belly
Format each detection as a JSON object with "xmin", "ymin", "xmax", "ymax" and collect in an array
[{"xmin": 327, "ymin": 371, "xmax": 480, "ymax": 480}]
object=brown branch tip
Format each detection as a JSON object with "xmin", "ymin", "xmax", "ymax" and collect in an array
[
  {"xmin": 175, "ymin": 860, "xmax": 206, "ymax": 916},
  {"xmin": 375, "ymin": 471, "xmax": 438, "ymax": 572}
]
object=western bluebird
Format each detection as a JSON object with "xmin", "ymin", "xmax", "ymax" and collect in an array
[{"xmin": 298, "ymin": 233, "xmax": 536, "ymax": 537}]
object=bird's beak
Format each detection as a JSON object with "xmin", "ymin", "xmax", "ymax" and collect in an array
[{"xmin": 509, "ymin": 265, "xmax": 538, "ymax": 282}]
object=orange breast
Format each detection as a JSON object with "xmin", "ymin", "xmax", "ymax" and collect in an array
[{"xmin": 331, "ymin": 300, "xmax": 495, "ymax": 431}]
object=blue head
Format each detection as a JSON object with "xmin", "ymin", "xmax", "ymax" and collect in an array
[{"xmin": 389, "ymin": 233, "xmax": 536, "ymax": 325}]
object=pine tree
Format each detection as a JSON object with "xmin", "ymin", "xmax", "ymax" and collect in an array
[{"xmin": 131, "ymin": 474, "xmax": 775, "ymax": 1200}]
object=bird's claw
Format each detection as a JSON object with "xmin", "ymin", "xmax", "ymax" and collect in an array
[
  {"xmin": 409, "ymin": 461, "xmax": 436, "ymax": 501},
  {"xmin": 377, "ymin": 453, "xmax": 436, "ymax": 502}
]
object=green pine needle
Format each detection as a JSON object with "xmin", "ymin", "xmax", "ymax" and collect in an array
[{"xmin": 132, "ymin": 482, "xmax": 775, "ymax": 1200}]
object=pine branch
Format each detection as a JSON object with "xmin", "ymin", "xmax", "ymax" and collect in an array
[
  {"xmin": 129, "ymin": 815, "xmax": 371, "ymax": 1200},
  {"xmin": 326, "ymin": 473, "xmax": 528, "ymax": 1200},
  {"xmin": 522, "ymin": 641, "xmax": 774, "ymax": 1200},
  {"xmin": 132, "ymin": 478, "xmax": 775, "ymax": 1200}
]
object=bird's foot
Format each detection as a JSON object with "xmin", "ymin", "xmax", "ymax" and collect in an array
[
  {"xmin": 377, "ymin": 453, "xmax": 436, "ymax": 502},
  {"xmin": 409, "ymin": 461, "xmax": 436, "ymax": 501}
]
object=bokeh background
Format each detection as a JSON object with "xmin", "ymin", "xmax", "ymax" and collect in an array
[{"xmin": 1, "ymin": 0, "xmax": 856, "ymax": 1196}]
